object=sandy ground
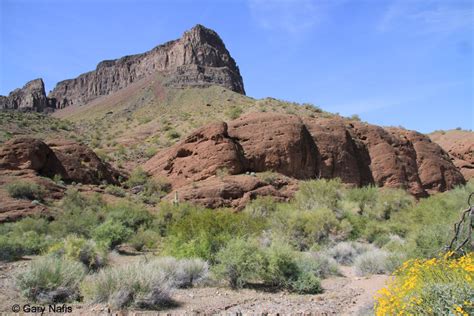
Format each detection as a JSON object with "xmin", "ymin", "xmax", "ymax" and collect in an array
[{"xmin": 0, "ymin": 256, "xmax": 389, "ymax": 315}]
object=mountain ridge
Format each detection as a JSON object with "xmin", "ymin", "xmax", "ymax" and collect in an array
[{"xmin": 0, "ymin": 24, "xmax": 245, "ymax": 111}]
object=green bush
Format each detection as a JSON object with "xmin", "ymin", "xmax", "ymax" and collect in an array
[
  {"xmin": 125, "ymin": 167, "xmax": 149, "ymax": 188},
  {"xmin": 271, "ymin": 206, "xmax": 340, "ymax": 250},
  {"xmin": 226, "ymin": 106, "xmax": 243, "ymax": 119},
  {"xmin": 106, "ymin": 202, "xmax": 153, "ymax": 230},
  {"xmin": 295, "ymin": 179, "xmax": 343, "ymax": 211},
  {"xmin": 244, "ymin": 196, "xmax": 279, "ymax": 218},
  {"xmin": 162, "ymin": 208, "xmax": 265, "ymax": 262},
  {"xmin": 6, "ymin": 181, "xmax": 46, "ymax": 200},
  {"xmin": 262, "ymin": 242, "xmax": 300, "ymax": 288},
  {"xmin": 93, "ymin": 220, "xmax": 132, "ymax": 249},
  {"xmin": 16, "ymin": 257, "xmax": 86, "ymax": 303},
  {"xmin": 48, "ymin": 235, "xmax": 107, "ymax": 270},
  {"xmin": 49, "ymin": 190, "xmax": 104, "ymax": 238},
  {"xmin": 289, "ymin": 270, "xmax": 322, "ymax": 294},
  {"xmin": 0, "ymin": 236, "xmax": 24, "ymax": 261},
  {"xmin": 105, "ymin": 185, "xmax": 126, "ymax": 197},
  {"xmin": 214, "ymin": 238, "xmax": 265, "ymax": 288},
  {"xmin": 128, "ymin": 227, "xmax": 161, "ymax": 251},
  {"xmin": 345, "ymin": 186, "xmax": 378, "ymax": 215}
]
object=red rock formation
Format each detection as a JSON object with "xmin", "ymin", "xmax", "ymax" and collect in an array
[
  {"xmin": 143, "ymin": 122, "xmax": 248, "ymax": 188},
  {"xmin": 430, "ymin": 130, "xmax": 474, "ymax": 180},
  {"xmin": 303, "ymin": 117, "xmax": 372, "ymax": 186},
  {"xmin": 169, "ymin": 174, "xmax": 297, "ymax": 210},
  {"xmin": 144, "ymin": 113, "xmax": 465, "ymax": 207},
  {"xmin": 0, "ymin": 137, "xmax": 122, "ymax": 185},
  {"xmin": 227, "ymin": 113, "xmax": 319, "ymax": 179},
  {"xmin": 47, "ymin": 140, "xmax": 122, "ymax": 185},
  {"xmin": 392, "ymin": 129, "xmax": 466, "ymax": 194}
]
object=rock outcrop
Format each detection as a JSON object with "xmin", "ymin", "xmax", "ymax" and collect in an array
[
  {"xmin": 430, "ymin": 130, "xmax": 474, "ymax": 180},
  {"xmin": 171, "ymin": 174, "xmax": 297, "ymax": 210},
  {"xmin": 48, "ymin": 24, "xmax": 244, "ymax": 108},
  {"xmin": 144, "ymin": 113, "xmax": 465, "ymax": 207},
  {"xmin": 0, "ymin": 79, "xmax": 52, "ymax": 111},
  {"xmin": 143, "ymin": 122, "xmax": 247, "ymax": 188},
  {"xmin": 228, "ymin": 113, "xmax": 319, "ymax": 179},
  {"xmin": 303, "ymin": 117, "xmax": 372, "ymax": 186},
  {"xmin": 0, "ymin": 137, "xmax": 122, "ymax": 184}
]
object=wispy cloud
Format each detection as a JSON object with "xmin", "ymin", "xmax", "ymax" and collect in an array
[
  {"xmin": 377, "ymin": 0, "xmax": 473, "ymax": 35},
  {"xmin": 247, "ymin": 0, "xmax": 342, "ymax": 35}
]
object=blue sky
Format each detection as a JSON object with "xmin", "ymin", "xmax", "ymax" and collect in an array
[{"xmin": 1, "ymin": 0, "xmax": 472, "ymax": 133}]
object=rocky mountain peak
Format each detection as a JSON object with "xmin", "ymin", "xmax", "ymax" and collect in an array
[
  {"xmin": 46, "ymin": 24, "xmax": 245, "ymax": 109},
  {"xmin": 1, "ymin": 25, "xmax": 245, "ymax": 111},
  {"xmin": 0, "ymin": 78, "xmax": 51, "ymax": 111}
]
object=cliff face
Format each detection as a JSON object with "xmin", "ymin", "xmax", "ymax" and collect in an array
[
  {"xmin": 48, "ymin": 24, "xmax": 245, "ymax": 108},
  {"xmin": 0, "ymin": 79, "xmax": 52, "ymax": 111}
]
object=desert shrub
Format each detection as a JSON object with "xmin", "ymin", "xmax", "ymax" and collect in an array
[
  {"xmin": 128, "ymin": 227, "xmax": 161, "ymax": 251},
  {"xmin": 262, "ymin": 242, "xmax": 323, "ymax": 294},
  {"xmin": 47, "ymin": 235, "xmax": 107, "ymax": 270},
  {"xmin": 148, "ymin": 257, "xmax": 209, "ymax": 288},
  {"xmin": 226, "ymin": 106, "xmax": 243, "ymax": 119},
  {"xmin": 81, "ymin": 259, "xmax": 174, "ymax": 309},
  {"xmin": 177, "ymin": 258, "xmax": 209, "ymax": 288},
  {"xmin": 106, "ymin": 202, "xmax": 153, "ymax": 230},
  {"xmin": 16, "ymin": 257, "xmax": 86, "ymax": 303},
  {"xmin": 244, "ymin": 196, "xmax": 279, "ymax": 218},
  {"xmin": 105, "ymin": 185, "xmax": 126, "ymax": 197},
  {"xmin": 388, "ymin": 181, "xmax": 474, "ymax": 258},
  {"xmin": 354, "ymin": 249, "xmax": 390, "ymax": 276},
  {"xmin": 326, "ymin": 242, "xmax": 356, "ymax": 265},
  {"xmin": 125, "ymin": 167, "xmax": 149, "ymax": 188},
  {"xmin": 0, "ymin": 236, "xmax": 24, "ymax": 261},
  {"xmin": 214, "ymin": 238, "xmax": 266, "ymax": 288},
  {"xmin": 162, "ymin": 208, "xmax": 265, "ymax": 262},
  {"xmin": 166, "ymin": 130, "xmax": 181, "ymax": 140},
  {"xmin": 295, "ymin": 179, "xmax": 343, "ymax": 211},
  {"xmin": 93, "ymin": 220, "xmax": 132, "ymax": 249},
  {"xmin": 49, "ymin": 190, "xmax": 104, "ymax": 238},
  {"xmin": 304, "ymin": 252, "xmax": 340, "ymax": 278},
  {"xmin": 6, "ymin": 181, "xmax": 45, "ymax": 200},
  {"xmin": 375, "ymin": 189, "xmax": 414, "ymax": 220},
  {"xmin": 375, "ymin": 253, "xmax": 474, "ymax": 315},
  {"xmin": 289, "ymin": 270, "xmax": 322, "ymax": 294},
  {"xmin": 261, "ymin": 242, "xmax": 300, "ymax": 288},
  {"xmin": 345, "ymin": 186, "xmax": 378, "ymax": 215},
  {"xmin": 0, "ymin": 217, "xmax": 52, "ymax": 258},
  {"xmin": 141, "ymin": 177, "xmax": 172, "ymax": 199},
  {"xmin": 327, "ymin": 241, "xmax": 374, "ymax": 265},
  {"xmin": 7, "ymin": 216, "xmax": 49, "ymax": 235},
  {"xmin": 383, "ymin": 251, "xmax": 406, "ymax": 273},
  {"xmin": 145, "ymin": 146, "xmax": 158, "ymax": 158},
  {"xmin": 272, "ymin": 207, "xmax": 340, "ymax": 250}
]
